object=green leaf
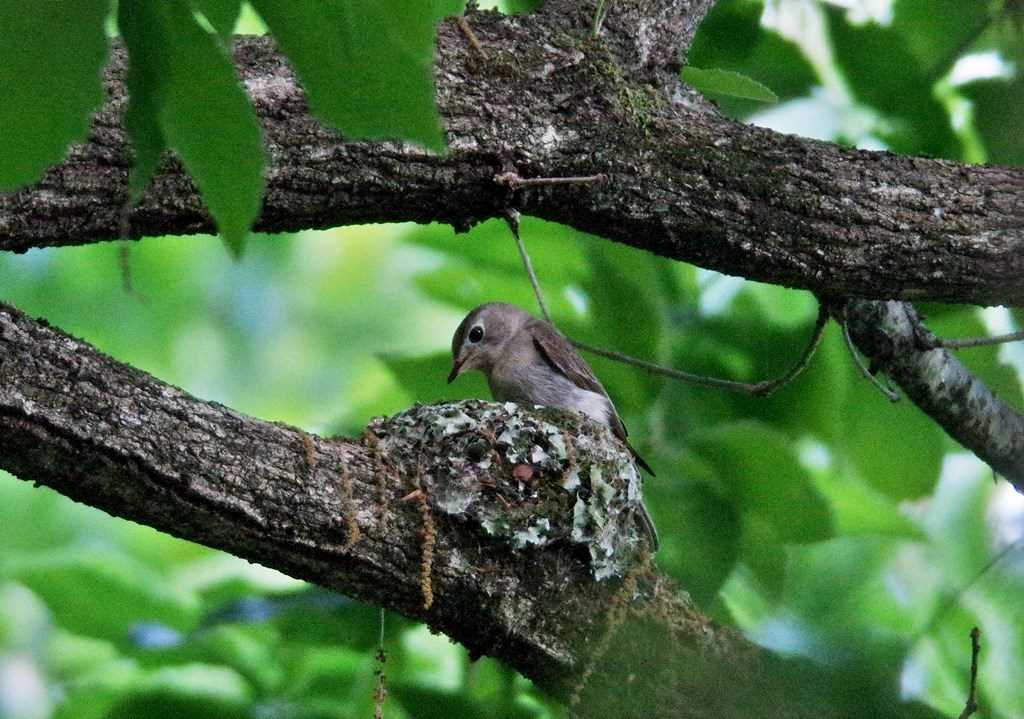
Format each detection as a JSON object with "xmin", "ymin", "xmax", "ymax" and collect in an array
[
  {"xmin": 249, "ymin": 0, "xmax": 463, "ymax": 151},
  {"xmin": 191, "ymin": 0, "xmax": 242, "ymax": 41},
  {"xmin": 2, "ymin": 549, "xmax": 200, "ymax": 642},
  {"xmin": 682, "ymin": 67, "xmax": 778, "ymax": 103},
  {"xmin": 500, "ymin": 0, "xmax": 542, "ymax": 14},
  {"xmin": 690, "ymin": 421, "xmax": 833, "ymax": 544},
  {"xmin": 53, "ymin": 658, "xmax": 143, "ymax": 719},
  {"xmin": 891, "ymin": 0, "xmax": 993, "ymax": 77},
  {"xmin": 739, "ymin": 513, "xmax": 786, "ymax": 598},
  {"xmin": 404, "ymin": 218, "xmax": 590, "ymax": 283},
  {"xmin": 381, "ymin": 352, "xmax": 489, "ymax": 405},
  {"xmin": 812, "ymin": 471, "xmax": 924, "ymax": 539},
  {"xmin": 185, "ymin": 625, "xmax": 284, "ymax": 693},
  {"xmin": 46, "ymin": 630, "xmax": 120, "ymax": 680},
  {"xmin": 653, "ymin": 463, "xmax": 741, "ymax": 606},
  {"xmin": 826, "ymin": 5, "xmax": 960, "ymax": 157},
  {"xmin": 686, "ymin": 0, "xmax": 814, "ymax": 117},
  {"xmin": 782, "ymin": 537, "xmax": 913, "ymax": 653},
  {"xmin": 107, "ymin": 664, "xmax": 253, "ymax": 719},
  {"xmin": 119, "ymin": 0, "xmax": 266, "ymax": 255},
  {"xmin": 0, "ymin": 1, "xmax": 111, "ymax": 189},
  {"xmin": 961, "ymin": 76, "xmax": 1024, "ymax": 166},
  {"xmin": 838, "ymin": 345, "xmax": 946, "ymax": 500},
  {"xmin": 389, "ymin": 685, "xmax": 493, "ymax": 719}
]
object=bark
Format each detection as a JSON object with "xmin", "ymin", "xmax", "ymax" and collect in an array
[
  {"xmin": 0, "ymin": 302, "xmax": 932, "ymax": 719},
  {"xmin": 0, "ymin": 1, "xmax": 1021, "ymax": 306}
]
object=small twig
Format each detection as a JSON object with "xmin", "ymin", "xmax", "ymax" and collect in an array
[
  {"xmin": 506, "ymin": 211, "xmax": 553, "ymax": 322},
  {"xmin": 915, "ymin": 537, "xmax": 1022, "ymax": 641},
  {"xmin": 373, "ymin": 608, "xmax": 388, "ymax": 719},
  {"xmin": 508, "ymin": 221, "xmax": 827, "ymax": 396},
  {"xmin": 494, "ymin": 172, "xmax": 608, "ymax": 189},
  {"xmin": 574, "ymin": 312, "xmax": 827, "ymax": 397},
  {"xmin": 400, "ymin": 488, "xmax": 425, "ymax": 503},
  {"xmin": 958, "ymin": 627, "xmax": 982, "ymax": 719},
  {"xmin": 456, "ymin": 16, "xmax": 488, "ymax": 58},
  {"xmin": 935, "ymin": 330, "xmax": 1024, "ymax": 350},
  {"xmin": 843, "ymin": 320, "xmax": 901, "ymax": 402},
  {"xmin": 117, "ymin": 196, "xmax": 147, "ymax": 303}
]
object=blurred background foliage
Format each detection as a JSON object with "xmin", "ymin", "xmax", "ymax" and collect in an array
[{"xmin": 1, "ymin": 0, "xmax": 1023, "ymax": 718}]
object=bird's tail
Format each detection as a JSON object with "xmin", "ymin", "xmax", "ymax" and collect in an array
[{"xmin": 635, "ymin": 501, "xmax": 660, "ymax": 551}]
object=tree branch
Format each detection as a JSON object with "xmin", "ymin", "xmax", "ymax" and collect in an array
[
  {"xmin": 0, "ymin": 302, "xmax": 941, "ymax": 719},
  {"xmin": 0, "ymin": 5, "xmax": 1021, "ymax": 305},
  {"xmin": 840, "ymin": 299, "xmax": 1024, "ymax": 491}
]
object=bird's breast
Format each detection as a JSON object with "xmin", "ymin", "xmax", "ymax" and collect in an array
[{"xmin": 488, "ymin": 362, "xmax": 613, "ymax": 428}]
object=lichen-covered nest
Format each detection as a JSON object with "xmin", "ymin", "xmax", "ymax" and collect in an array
[{"xmin": 366, "ymin": 399, "xmax": 651, "ymax": 580}]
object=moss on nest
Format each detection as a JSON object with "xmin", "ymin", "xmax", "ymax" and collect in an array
[{"xmin": 366, "ymin": 400, "xmax": 649, "ymax": 580}]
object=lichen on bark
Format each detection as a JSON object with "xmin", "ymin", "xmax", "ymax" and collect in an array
[{"xmin": 366, "ymin": 399, "xmax": 651, "ymax": 580}]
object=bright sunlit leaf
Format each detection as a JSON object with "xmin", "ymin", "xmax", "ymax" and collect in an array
[
  {"xmin": 191, "ymin": 0, "xmax": 242, "ymax": 41},
  {"xmin": 682, "ymin": 66, "xmax": 779, "ymax": 103}
]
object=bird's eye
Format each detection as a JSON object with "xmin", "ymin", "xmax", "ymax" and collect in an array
[{"xmin": 468, "ymin": 325, "xmax": 484, "ymax": 343}]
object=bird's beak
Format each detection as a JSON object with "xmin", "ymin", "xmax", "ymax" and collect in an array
[{"xmin": 447, "ymin": 358, "xmax": 463, "ymax": 384}]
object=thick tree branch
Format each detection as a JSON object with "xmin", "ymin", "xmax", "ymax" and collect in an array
[
  {"xmin": 841, "ymin": 299, "xmax": 1024, "ymax": 491},
  {"xmin": 0, "ymin": 4, "xmax": 1021, "ymax": 305},
  {"xmin": 0, "ymin": 302, "xmax": 940, "ymax": 719}
]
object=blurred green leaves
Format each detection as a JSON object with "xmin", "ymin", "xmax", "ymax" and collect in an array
[
  {"xmin": 2, "ymin": 549, "xmax": 200, "ymax": 642},
  {"xmin": 0, "ymin": 0, "xmax": 111, "ymax": 189}
]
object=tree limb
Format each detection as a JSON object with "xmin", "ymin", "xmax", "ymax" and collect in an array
[
  {"xmin": 840, "ymin": 299, "xmax": 1024, "ymax": 491},
  {"xmin": 0, "ymin": 301, "xmax": 942, "ymax": 719},
  {"xmin": 0, "ymin": 2, "xmax": 1021, "ymax": 305}
]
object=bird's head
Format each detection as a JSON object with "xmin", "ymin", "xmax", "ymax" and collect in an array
[{"xmin": 448, "ymin": 302, "xmax": 529, "ymax": 383}]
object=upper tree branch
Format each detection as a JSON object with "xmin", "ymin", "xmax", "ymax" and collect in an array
[
  {"xmin": 0, "ymin": 301, "xmax": 937, "ymax": 719},
  {"xmin": 0, "ymin": 3, "xmax": 1021, "ymax": 305}
]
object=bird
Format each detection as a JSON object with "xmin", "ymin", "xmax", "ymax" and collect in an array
[{"xmin": 447, "ymin": 301, "xmax": 659, "ymax": 550}]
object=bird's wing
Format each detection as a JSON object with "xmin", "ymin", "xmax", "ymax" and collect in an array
[
  {"xmin": 530, "ymin": 319, "xmax": 657, "ymax": 476},
  {"xmin": 529, "ymin": 319, "xmax": 608, "ymax": 397},
  {"xmin": 530, "ymin": 319, "xmax": 629, "ymax": 442}
]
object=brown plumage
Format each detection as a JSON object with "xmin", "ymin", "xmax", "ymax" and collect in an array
[{"xmin": 448, "ymin": 302, "xmax": 659, "ymax": 549}]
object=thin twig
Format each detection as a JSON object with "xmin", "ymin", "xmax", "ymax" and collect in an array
[
  {"xmin": 508, "ymin": 221, "xmax": 827, "ymax": 396},
  {"xmin": 117, "ymin": 208, "xmax": 147, "ymax": 302},
  {"xmin": 915, "ymin": 537, "xmax": 1022, "ymax": 641},
  {"xmin": 843, "ymin": 320, "xmax": 901, "ymax": 402},
  {"xmin": 958, "ymin": 627, "xmax": 982, "ymax": 719},
  {"xmin": 506, "ymin": 211, "xmax": 553, "ymax": 322},
  {"xmin": 494, "ymin": 172, "xmax": 608, "ymax": 189},
  {"xmin": 456, "ymin": 16, "xmax": 488, "ymax": 58},
  {"xmin": 936, "ymin": 330, "xmax": 1024, "ymax": 350},
  {"xmin": 373, "ymin": 607, "xmax": 388, "ymax": 719}
]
